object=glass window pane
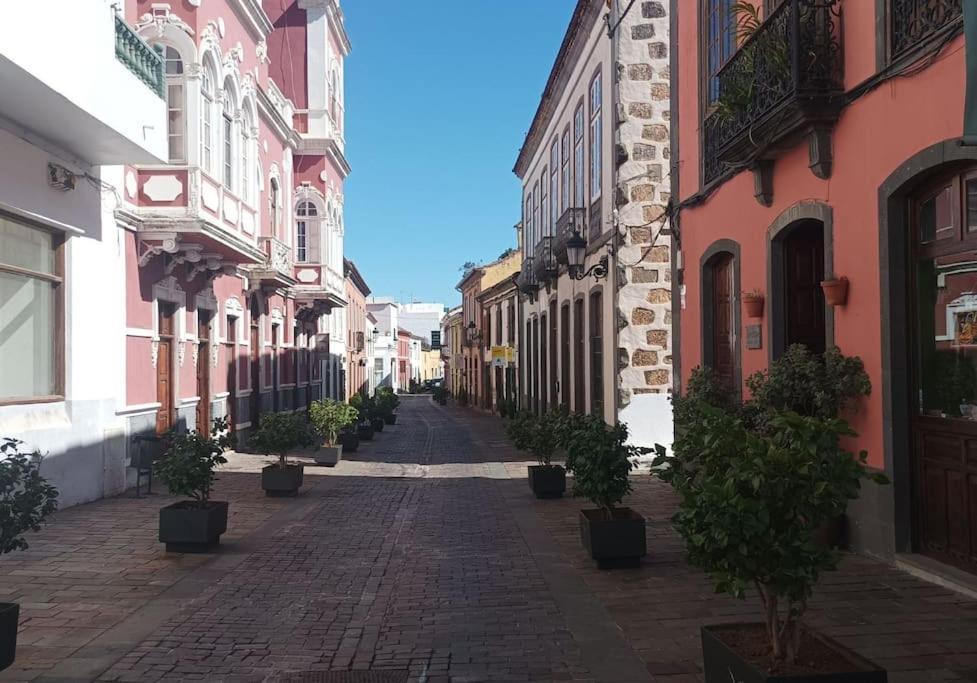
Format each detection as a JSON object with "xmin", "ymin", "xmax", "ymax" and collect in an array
[
  {"xmin": 0, "ymin": 272, "xmax": 56, "ymax": 400},
  {"xmin": 967, "ymin": 179, "xmax": 977, "ymax": 232},
  {"xmin": 919, "ymin": 185, "xmax": 954, "ymax": 243},
  {"xmin": 0, "ymin": 218, "xmax": 54, "ymax": 273},
  {"xmin": 917, "ymin": 257, "xmax": 977, "ymax": 419}
]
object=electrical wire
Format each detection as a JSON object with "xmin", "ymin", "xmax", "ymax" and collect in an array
[{"xmin": 606, "ymin": 0, "xmax": 639, "ymax": 38}]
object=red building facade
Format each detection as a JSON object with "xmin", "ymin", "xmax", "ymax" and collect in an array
[{"xmin": 674, "ymin": 1, "xmax": 974, "ymax": 573}]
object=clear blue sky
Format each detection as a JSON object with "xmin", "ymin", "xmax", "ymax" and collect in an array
[{"xmin": 342, "ymin": 1, "xmax": 574, "ymax": 308}]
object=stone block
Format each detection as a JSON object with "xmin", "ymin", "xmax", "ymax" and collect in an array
[
  {"xmin": 648, "ymin": 42, "xmax": 668, "ymax": 59},
  {"xmin": 642, "ymin": 124, "xmax": 669, "ymax": 142},
  {"xmin": 646, "ymin": 329, "xmax": 668, "ymax": 347},
  {"xmin": 630, "ymin": 267, "xmax": 659, "ymax": 283},
  {"xmin": 645, "ymin": 369, "xmax": 670, "ymax": 385},
  {"xmin": 633, "ymin": 143, "xmax": 657, "ymax": 161},
  {"xmin": 632, "ymin": 308, "xmax": 655, "ymax": 325},
  {"xmin": 632, "ymin": 23, "xmax": 655, "ymax": 40},
  {"xmin": 628, "ymin": 102, "xmax": 654, "ymax": 119},
  {"xmin": 647, "ymin": 288, "xmax": 670, "ymax": 304},
  {"xmin": 632, "ymin": 350, "xmax": 659, "ymax": 366},
  {"xmin": 630, "ymin": 184, "xmax": 656, "ymax": 202},
  {"xmin": 627, "ymin": 64, "xmax": 654, "ymax": 81},
  {"xmin": 650, "ymin": 83, "xmax": 670, "ymax": 100},
  {"xmin": 642, "ymin": 1, "xmax": 666, "ymax": 18}
]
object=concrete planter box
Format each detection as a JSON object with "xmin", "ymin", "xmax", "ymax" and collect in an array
[
  {"xmin": 701, "ymin": 624, "xmax": 887, "ymax": 683},
  {"xmin": 261, "ymin": 463, "xmax": 304, "ymax": 497},
  {"xmin": 158, "ymin": 501, "xmax": 229, "ymax": 553},
  {"xmin": 338, "ymin": 431, "xmax": 359, "ymax": 452},
  {"xmin": 315, "ymin": 445, "xmax": 342, "ymax": 467},
  {"xmin": 0, "ymin": 602, "xmax": 19, "ymax": 672},
  {"xmin": 579, "ymin": 507, "xmax": 646, "ymax": 569},
  {"xmin": 528, "ymin": 465, "xmax": 566, "ymax": 499}
]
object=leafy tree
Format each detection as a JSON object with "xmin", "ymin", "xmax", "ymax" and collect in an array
[
  {"xmin": 154, "ymin": 418, "xmax": 229, "ymax": 506},
  {"xmin": 0, "ymin": 439, "xmax": 59, "ymax": 555},
  {"xmin": 564, "ymin": 415, "xmax": 643, "ymax": 513},
  {"xmin": 308, "ymin": 400, "xmax": 359, "ymax": 447},
  {"xmin": 250, "ymin": 413, "xmax": 311, "ymax": 468}
]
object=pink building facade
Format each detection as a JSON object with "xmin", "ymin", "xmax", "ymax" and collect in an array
[{"xmin": 119, "ymin": 0, "xmax": 350, "ymax": 439}]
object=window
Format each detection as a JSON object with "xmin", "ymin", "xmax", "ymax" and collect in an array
[
  {"xmin": 270, "ymin": 178, "xmax": 281, "ymax": 238},
  {"xmin": 888, "ymin": 0, "xmax": 963, "ymax": 63},
  {"xmin": 0, "ymin": 217, "xmax": 63, "ymax": 403},
  {"xmin": 541, "ymin": 167, "xmax": 549, "ymax": 241},
  {"xmin": 561, "ymin": 128, "xmax": 571, "ymax": 213},
  {"xmin": 550, "ymin": 139, "xmax": 560, "ymax": 229},
  {"xmin": 589, "ymin": 72, "xmax": 603, "ymax": 202},
  {"xmin": 223, "ymin": 110, "xmax": 234, "ymax": 190},
  {"xmin": 705, "ymin": 0, "xmax": 735, "ymax": 103},
  {"xmin": 532, "ymin": 181, "xmax": 540, "ymax": 248},
  {"xmin": 590, "ymin": 291, "xmax": 603, "ymax": 416},
  {"xmin": 508, "ymin": 301, "xmax": 515, "ymax": 345},
  {"xmin": 496, "ymin": 304, "xmax": 502, "ymax": 345},
  {"xmin": 240, "ymin": 108, "xmax": 253, "ymax": 204},
  {"xmin": 158, "ymin": 45, "xmax": 185, "ymax": 163},
  {"xmin": 524, "ymin": 196, "xmax": 533, "ymax": 255},
  {"xmin": 200, "ymin": 67, "xmax": 214, "ymax": 173},
  {"xmin": 296, "ymin": 201, "xmax": 319, "ymax": 263},
  {"xmin": 574, "ymin": 102, "xmax": 585, "ymax": 207}
]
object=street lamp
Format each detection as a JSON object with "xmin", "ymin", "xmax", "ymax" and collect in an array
[{"xmin": 566, "ymin": 229, "xmax": 608, "ymax": 281}]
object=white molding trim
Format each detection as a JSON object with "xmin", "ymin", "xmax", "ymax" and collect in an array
[
  {"xmin": 126, "ymin": 327, "xmax": 155, "ymax": 338},
  {"xmin": 117, "ymin": 402, "xmax": 162, "ymax": 417}
]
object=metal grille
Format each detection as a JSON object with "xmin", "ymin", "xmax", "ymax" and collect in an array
[{"xmin": 890, "ymin": 0, "xmax": 962, "ymax": 61}]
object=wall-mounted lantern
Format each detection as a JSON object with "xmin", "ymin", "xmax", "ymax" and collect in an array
[{"xmin": 566, "ymin": 229, "xmax": 608, "ymax": 281}]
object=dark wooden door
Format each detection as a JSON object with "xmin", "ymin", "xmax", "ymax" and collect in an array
[
  {"xmin": 911, "ymin": 172, "xmax": 977, "ymax": 573},
  {"xmin": 783, "ymin": 223, "xmax": 826, "ymax": 354},
  {"xmin": 272, "ymin": 325, "xmax": 280, "ymax": 412},
  {"xmin": 574, "ymin": 299, "xmax": 585, "ymax": 413},
  {"xmin": 250, "ymin": 321, "xmax": 260, "ymax": 426},
  {"xmin": 540, "ymin": 313, "xmax": 548, "ymax": 414},
  {"xmin": 560, "ymin": 303, "xmax": 570, "ymax": 410},
  {"xmin": 196, "ymin": 311, "xmax": 211, "ymax": 432},
  {"xmin": 710, "ymin": 254, "xmax": 735, "ymax": 391},
  {"xmin": 156, "ymin": 303, "xmax": 176, "ymax": 434},
  {"xmin": 226, "ymin": 315, "xmax": 237, "ymax": 431}
]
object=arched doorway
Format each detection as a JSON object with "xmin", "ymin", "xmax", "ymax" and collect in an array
[
  {"xmin": 701, "ymin": 240, "xmax": 741, "ymax": 394},
  {"xmin": 249, "ymin": 293, "xmax": 262, "ymax": 427},
  {"xmin": 771, "ymin": 219, "xmax": 826, "ymax": 356}
]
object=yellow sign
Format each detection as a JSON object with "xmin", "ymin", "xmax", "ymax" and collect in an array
[{"xmin": 491, "ymin": 346, "xmax": 516, "ymax": 367}]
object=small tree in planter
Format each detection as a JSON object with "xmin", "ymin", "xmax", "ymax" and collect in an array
[
  {"xmin": 506, "ymin": 411, "xmax": 567, "ymax": 499},
  {"xmin": 375, "ymin": 387, "xmax": 400, "ymax": 425},
  {"xmin": 654, "ymin": 405, "xmax": 888, "ymax": 681},
  {"xmin": 251, "ymin": 413, "xmax": 310, "ymax": 497},
  {"xmin": 309, "ymin": 399, "xmax": 358, "ymax": 466},
  {"xmin": 154, "ymin": 418, "xmax": 230, "ymax": 553},
  {"xmin": 565, "ymin": 416, "xmax": 647, "ymax": 568},
  {"xmin": 432, "ymin": 386, "xmax": 448, "ymax": 405},
  {"xmin": 0, "ymin": 439, "xmax": 58, "ymax": 671}
]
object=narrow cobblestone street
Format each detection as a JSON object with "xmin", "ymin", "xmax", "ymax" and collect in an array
[{"xmin": 3, "ymin": 397, "xmax": 977, "ymax": 682}]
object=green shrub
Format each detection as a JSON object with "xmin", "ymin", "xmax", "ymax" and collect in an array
[
  {"xmin": 505, "ymin": 410, "xmax": 568, "ymax": 467},
  {"xmin": 309, "ymin": 400, "xmax": 359, "ymax": 447},
  {"xmin": 564, "ymin": 415, "xmax": 643, "ymax": 513},
  {"xmin": 457, "ymin": 388, "xmax": 469, "ymax": 407},
  {"xmin": 251, "ymin": 413, "xmax": 311, "ymax": 468},
  {"xmin": 432, "ymin": 386, "xmax": 448, "ymax": 405},
  {"xmin": 0, "ymin": 439, "xmax": 59, "ymax": 555},
  {"xmin": 375, "ymin": 386, "xmax": 400, "ymax": 418},
  {"xmin": 654, "ymin": 405, "xmax": 886, "ymax": 666},
  {"xmin": 154, "ymin": 419, "xmax": 229, "ymax": 506}
]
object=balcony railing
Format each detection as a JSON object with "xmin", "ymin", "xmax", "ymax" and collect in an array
[
  {"xmin": 260, "ymin": 236, "xmax": 293, "ymax": 276},
  {"xmin": 890, "ymin": 0, "xmax": 962, "ymax": 62},
  {"xmin": 517, "ymin": 257, "xmax": 538, "ymax": 295},
  {"xmin": 554, "ymin": 207, "xmax": 587, "ymax": 265},
  {"xmin": 533, "ymin": 237, "xmax": 558, "ymax": 282},
  {"xmin": 703, "ymin": 0, "xmax": 843, "ymax": 184},
  {"xmin": 114, "ymin": 15, "xmax": 164, "ymax": 98}
]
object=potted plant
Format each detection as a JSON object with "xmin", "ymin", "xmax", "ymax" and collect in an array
[
  {"xmin": 154, "ymin": 417, "xmax": 231, "ymax": 553},
  {"xmin": 369, "ymin": 396, "xmax": 386, "ymax": 433},
  {"xmin": 0, "ymin": 439, "xmax": 58, "ymax": 671},
  {"xmin": 432, "ymin": 386, "xmax": 448, "ymax": 405},
  {"xmin": 507, "ymin": 411, "xmax": 566, "ymax": 499},
  {"xmin": 654, "ymin": 405, "xmax": 888, "ymax": 682},
  {"xmin": 742, "ymin": 289, "xmax": 764, "ymax": 319},
  {"xmin": 309, "ymin": 399, "xmax": 358, "ymax": 466},
  {"xmin": 376, "ymin": 387, "xmax": 400, "ymax": 425},
  {"xmin": 337, "ymin": 425, "xmax": 360, "ymax": 453},
  {"xmin": 820, "ymin": 275, "xmax": 849, "ymax": 306},
  {"xmin": 565, "ymin": 415, "xmax": 646, "ymax": 568},
  {"xmin": 457, "ymin": 387, "xmax": 469, "ymax": 407},
  {"xmin": 251, "ymin": 413, "xmax": 309, "ymax": 497}
]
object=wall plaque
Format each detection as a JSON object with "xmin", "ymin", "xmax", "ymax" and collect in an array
[{"xmin": 746, "ymin": 324, "xmax": 762, "ymax": 350}]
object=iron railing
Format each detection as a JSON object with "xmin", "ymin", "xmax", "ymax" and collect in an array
[
  {"xmin": 554, "ymin": 207, "xmax": 586, "ymax": 265},
  {"xmin": 702, "ymin": 0, "xmax": 843, "ymax": 184},
  {"xmin": 517, "ymin": 257, "xmax": 538, "ymax": 295},
  {"xmin": 114, "ymin": 15, "xmax": 165, "ymax": 98},
  {"xmin": 533, "ymin": 237, "xmax": 558, "ymax": 282},
  {"xmin": 890, "ymin": 0, "xmax": 962, "ymax": 62}
]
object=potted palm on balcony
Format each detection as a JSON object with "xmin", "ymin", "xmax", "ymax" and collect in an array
[
  {"xmin": 309, "ymin": 399, "xmax": 358, "ymax": 466},
  {"xmin": 252, "ymin": 413, "xmax": 310, "ymax": 497},
  {"xmin": 566, "ymin": 416, "xmax": 647, "ymax": 568},
  {"xmin": 155, "ymin": 418, "xmax": 232, "ymax": 552},
  {"xmin": 0, "ymin": 439, "xmax": 58, "ymax": 672}
]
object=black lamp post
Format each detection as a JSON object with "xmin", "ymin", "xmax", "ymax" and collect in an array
[{"xmin": 566, "ymin": 229, "xmax": 608, "ymax": 281}]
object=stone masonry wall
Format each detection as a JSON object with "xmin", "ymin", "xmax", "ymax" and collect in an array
[{"xmin": 614, "ymin": 0, "xmax": 672, "ymax": 412}]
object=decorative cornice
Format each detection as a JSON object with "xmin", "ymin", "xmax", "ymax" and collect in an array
[
  {"xmin": 134, "ymin": 10, "xmax": 195, "ymax": 39},
  {"xmin": 229, "ymin": 0, "xmax": 274, "ymax": 41}
]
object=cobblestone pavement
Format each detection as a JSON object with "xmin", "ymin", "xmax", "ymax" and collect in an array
[{"xmin": 3, "ymin": 396, "xmax": 977, "ymax": 682}]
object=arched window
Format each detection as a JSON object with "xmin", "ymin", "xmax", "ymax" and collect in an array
[
  {"xmin": 296, "ymin": 201, "xmax": 319, "ymax": 263},
  {"xmin": 240, "ymin": 105, "xmax": 255, "ymax": 205},
  {"xmin": 157, "ymin": 44, "xmax": 185, "ymax": 163},
  {"xmin": 270, "ymin": 177, "xmax": 280, "ymax": 238},
  {"xmin": 200, "ymin": 66, "xmax": 214, "ymax": 174}
]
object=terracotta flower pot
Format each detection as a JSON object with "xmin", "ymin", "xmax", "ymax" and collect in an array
[
  {"xmin": 821, "ymin": 277, "xmax": 849, "ymax": 306},
  {"xmin": 743, "ymin": 295, "xmax": 764, "ymax": 319}
]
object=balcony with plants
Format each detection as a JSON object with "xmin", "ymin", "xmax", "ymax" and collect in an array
[{"xmin": 703, "ymin": 0, "xmax": 844, "ymax": 187}]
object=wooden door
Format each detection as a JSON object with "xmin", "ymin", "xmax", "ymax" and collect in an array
[
  {"xmin": 226, "ymin": 315, "xmax": 237, "ymax": 431},
  {"xmin": 783, "ymin": 222, "xmax": 826, "ymax": 354},
  {"xmin": 912, "ymin": 173, "xmax": 977, "ymax": 573},
  {"xmin": 574, "ymin": 299, "xmax": 585, "ymax": 413},
  {"xmin": 272, "ymin": 325, "xmax": 280, "ymax": 412},
  {"xmin": 560, "ymin": 303, "xmax": 570, "ymax": 409},
  {"xmin": 250, "ymin": 320, "xmax": 260, "ymax": 426},
  {"xmin": 710, "ymin": 254, "xmax": 736, "ymax": 391},
  {"xmin": 196, "ymin": 310, "xmax": 211, "ymax": 432},
  {"xmin": 156, "ymin": 303, "xmax": 176, "ymax": 434},
  {"xmin": 540, "ymin": 313, "xmax": 548, "ymax": 414}
]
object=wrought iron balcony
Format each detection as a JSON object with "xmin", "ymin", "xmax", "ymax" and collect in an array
[
  {"xmin": 890, "ymin": 0, "xmax": 962, "ymax": 62},
  {"xmin": 533, "ymin": 237, "xmax": 558, "ymax": 282},
  {"xmin": 554, "ymin": 208, "xmax": 587, "ymax": 265},
  {"xmin": 703, "ymin": 0, "xmax": 843, "ymax": 185},
  {"xmin": 517, "ymin": 257, "xmax": 538, "ymax": 295},
  {"xmin": 114, "ymin": 15, "xmax": 164, "ymax": 98}
]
